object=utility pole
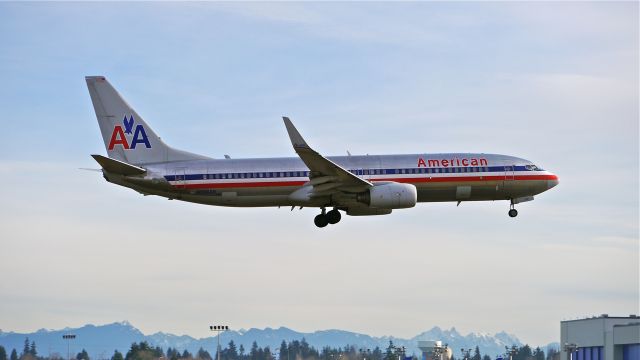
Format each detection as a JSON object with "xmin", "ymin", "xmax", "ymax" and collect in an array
[
  {"xmin": 62, "ymin": 334, "xmax": 76, "ymax": 360},
  {"xmin": 210, "ymin": 325, "xmax": 229, "ymax": 360}
]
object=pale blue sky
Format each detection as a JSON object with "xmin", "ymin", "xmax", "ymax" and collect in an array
[{"xmin": 0, "ymin": 2, "xmax": 637, "ymax": 347}]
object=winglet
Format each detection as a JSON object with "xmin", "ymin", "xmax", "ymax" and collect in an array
[{"xmin": 283, "ymin": 117, "xmax": 309, "ymax": 149}]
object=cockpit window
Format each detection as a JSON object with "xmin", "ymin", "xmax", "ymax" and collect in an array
[{"xmin": 525, "ymin": 164, "xmax": 544, "ymax": 171}]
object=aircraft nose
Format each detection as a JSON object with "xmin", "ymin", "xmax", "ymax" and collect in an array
[{"xmin": 547, "ymin": 173, "xmax": 559, "ymax": 190}]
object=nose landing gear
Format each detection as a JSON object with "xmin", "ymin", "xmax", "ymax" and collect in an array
[
  {"xmin": 508, "ymin": 201, "xmax": 518, "ymax": 218},
  {"xmin": 314, "ymin": 207, "xmax": 342, "ymax": 228}
]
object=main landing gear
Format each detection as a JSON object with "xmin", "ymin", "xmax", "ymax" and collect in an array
[
  {"xmin": 314, "ymin": 207, "xmax": 342, "ymax": 228},
  {"xmin": 508, "ymin": 201, "xmax": 518, "ymax": 218}
]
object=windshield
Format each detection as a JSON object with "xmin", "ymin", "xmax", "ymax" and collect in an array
[{"xmin": 525, "ymin": 164, "xmax": 544, "ymax": 171}]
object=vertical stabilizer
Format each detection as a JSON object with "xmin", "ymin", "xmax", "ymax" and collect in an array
[{"xmin": 85, "ymin": 76, "xmax": 209, "ymax": 165}]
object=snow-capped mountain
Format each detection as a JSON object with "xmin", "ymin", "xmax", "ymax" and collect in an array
[{"xmin": 0, "ymin": 322, "xmax": 530, "ymax": 360}]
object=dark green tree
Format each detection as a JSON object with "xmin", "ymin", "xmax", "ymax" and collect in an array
[
  {"xmin": 239, "ymin": 345, "xmax": 245, "ymax": 360},
  {"xmin": 182, "ymin": 350, "xmax": 192, "ymax": 359},
  {"xmin": 111, "ymin": 350, "xmax": 124, "ymax": 360},
  {"xmin": 515, "ymin": 345, "xmax": 532, "ymax": 360},
  {"xmin": 371, "ymin": 347, "xmax": 383, "ymax": 360},
  {"xmin": 300, "ymin": 339, "xmax": 310, "ymax": 359},
  {"xmin": 482, "ymin": 356, "xmax": 491, "ymax": 360},
  {"xmin": 10, "ymin": 349, "xmax": 18, "ymax": 360},
  {"xmin": 197, "ymin": 348, "xmax": 212, "ymax": 360},
  {"xmin": 0, "ymin": 346, "xmax": 7, "ymax": 360},
  {"xmin": 125, "ymin": 342, "xmax": 163, "ymax": 360},
  {"xmin": 76, "ymin": 349, "xmax": 90, "ymax": 360},
  {"xmin": 250, "ymin": 342, "xmax": 259, "ymax": 360},
  {"xmin": 278, "ymin": 342, "xmax": 287, "ymax": 360},
  {"xmin": 228, "ymin": 341, "xmax": 238, "ymax": 360},
  {"xmin": 533, "ymin": 348, "xmax": 544, "ymax": 360},
  {"xmin": 22, "ymin": 339, "xmax": 30, "ymax": 357},
  {"xmin": 472, "ymin": 347, "xmax": 481, "ymax": 360},
  {"xmin": 29, "ymin": 342, "xmax": 36, "ymax": 357},
  {"xmin": 167, "ymin": 348, "xmax": 179, "ymax": 360},
  {"xmin": 384, "ymin": 341, "xmax": 395, "ymax": 360}
]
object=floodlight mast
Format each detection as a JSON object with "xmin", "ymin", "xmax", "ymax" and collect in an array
[
  {"xmin": 210, "ymin": 325, "xmax": 229, "ymax": 360},
  {"xmin": 62, "ymin": 334, "xmax": 76, "ymax": 360}
]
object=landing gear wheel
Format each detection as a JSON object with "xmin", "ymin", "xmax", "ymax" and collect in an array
[
  {"xmin": 326, "ymin": 209, "xmax": 342, "ymax": 224},
  {"xmin": 508, "ymin": 209, "xmax": 518, "ymax": 218},
  {"xmin": 314, "ymin": 214, "xmax": 329, "ymax": 228}
]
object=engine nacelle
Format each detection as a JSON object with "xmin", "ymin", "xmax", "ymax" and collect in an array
[{"xmin": 357, "ymin": 182, "xmax": 417, "ymax": 209}]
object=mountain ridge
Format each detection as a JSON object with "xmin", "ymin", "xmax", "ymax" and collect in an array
[{"xmin": 0, "ymin": 321, "xmax": 553, "ymax": 360}]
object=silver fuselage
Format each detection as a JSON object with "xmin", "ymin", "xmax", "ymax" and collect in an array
[{"xmin": 104, "ymin": 152, "xmax": 559, "ymax": 208}]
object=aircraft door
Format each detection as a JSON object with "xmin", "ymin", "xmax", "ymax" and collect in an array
[
  {"xmin": 174, "ymin": 168, "xmax": 186, "ymax": 190},
  {"xmin": 503, "ymin": 165, "xmax": 515, "ymax": 196}
]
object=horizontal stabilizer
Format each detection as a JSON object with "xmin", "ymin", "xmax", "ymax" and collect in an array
[{"xmin": 91, "ymin": 154, "xmax": 146, "ymax": 175}]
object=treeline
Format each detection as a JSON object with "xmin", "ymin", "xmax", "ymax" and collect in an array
[
  {"xmin": 451, "ymin": 345, "xmax": 557, "ymax": 360},
  {"xmin": 0, "ymin": 338, "xmax": 560, "ymax": 360},
  {"xmin": 0, "ymin": 338, "xmax": 90, "ymax": 360}
]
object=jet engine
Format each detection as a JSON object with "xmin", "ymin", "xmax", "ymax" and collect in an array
[{"xmin": 357, "ymin": 182, "xmax": 417, "ymax": 209}]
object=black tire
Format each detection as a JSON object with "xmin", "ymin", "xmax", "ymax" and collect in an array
[
  {"xmin": 326, "ymin": 209, "xmax": 342, "ymax": 224},
  {"xmin": 508, "ymin": 209, "xmax": 518, "ymax": 218},
  {"xmin": 314, "ymin": 214, "xmax": 329, "ymax": 228}
]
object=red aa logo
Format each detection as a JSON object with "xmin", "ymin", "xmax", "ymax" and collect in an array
[{"xmin": 108, "ymin": 115, "xmax": 151, "ymax": 150}]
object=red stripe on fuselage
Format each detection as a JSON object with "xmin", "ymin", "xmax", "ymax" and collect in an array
[{"xmin": 173, "ymin": 174, "xmax": 558, "ymax": 190}]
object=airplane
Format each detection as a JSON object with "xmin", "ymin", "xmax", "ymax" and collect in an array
[{"xmin": 86, "ymin": 76, "xmax": 559, "ymax": 228}]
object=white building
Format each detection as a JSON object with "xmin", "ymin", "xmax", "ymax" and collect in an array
[
  {"xmin": 418, "ymin": 341, "xmax": 452, "ymax": 360},
  {"xmin": 560, "ymin": 315, "xmax": 639, "ymax": 360}
]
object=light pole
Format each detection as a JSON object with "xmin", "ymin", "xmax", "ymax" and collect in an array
[
  {"xmin": 460, "ymin": 349, "xmax": 472, "ymax": 360},
  {"xmin": 360, "ymin": 348, "xmax": 371, "ymax": 360},
  {"xmin": 210, "ymin": 325, "xmax": 229, "ymax": 360},
  {"xmin": 62, "ymin": 334, "xmax": 76, "ymax": 360},
  {"xmin": 394, "ymin": 346, "xmax": 405, "ymax": 360},
  {"xmin": 505, "ymin": 346, "xmax": 517, "ymax": 360},
  {"xmin": 563, "ymin": 343, "xmax": 578, "ymax": 360}
]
